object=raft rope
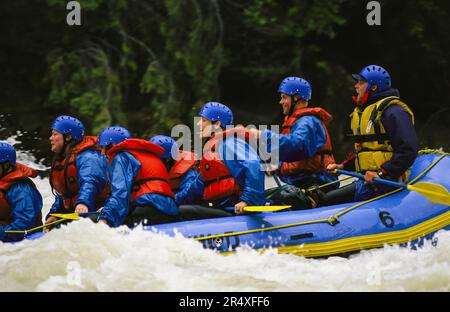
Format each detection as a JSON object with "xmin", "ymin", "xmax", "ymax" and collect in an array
[
  {"xmin": 5, "ymin": 217, "xmax": 69, "ymax": 235},
  {"xmin": 195, "ymin": 151, "xmax": 448, "ymax": 242},
  {"xmin": 307, "ymin": 176, "xmax": 354, "ymax": 191}
]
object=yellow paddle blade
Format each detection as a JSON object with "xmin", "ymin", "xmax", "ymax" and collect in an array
[
  {"xmin": 407, "ymin": 182, "xmax": 450, "ymax": 206},
  {"xmin": 244, "ymin": 205, "xmax": 292, "ymax": 212},
  {"xmin": 50, "ymin": 213, "xmax": 80, "ymax": 220}
]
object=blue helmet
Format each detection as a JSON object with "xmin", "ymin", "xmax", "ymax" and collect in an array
[
  {"xmin": 199, "ymin": 102, "xmax": 234, "ymax": 127},
  {"xmin": 0, "ymin": 142, "xmax": 16, "ymax": 165},
  {"xmin": 51, "ymin": 115, "xmax": 84, "ymax": 141},
  {"xmin": 149, "ymin": 135, "xmax": 178, "ymax": 159},
  {"xmin": 278, "ymin": 77, "xmax": 312, "ymax": 100},
  {"xmin": 98, "ymin": 126, "xmax": 131, "ymax": 146},
  {"xmin": 352, "ymin": 65, "xmax": 391, "ymax": 93}
]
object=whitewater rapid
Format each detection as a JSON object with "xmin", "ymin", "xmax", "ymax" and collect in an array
[{"xmin": 1, "ymin": 134, "xmax": 449, "ymax": 291}]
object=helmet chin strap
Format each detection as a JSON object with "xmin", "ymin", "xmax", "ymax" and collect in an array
[
  {"xmin": 165, "ymin": 157, "xmax": 175, "ymax": 171},
  {"xmin": 104, "ymin": 143, "xmax": 113, "ymax": 153},
  {"xmin": 0, "ymin": 162, "xmax": 12, "ymax": 178},
  {"xmin": 0, "ymin": 162, "xmax": 6, "ymax": 178},
  {"xmin": 202, "ymin": 122, "xmax": 219, "ymax": 145},
  {"xmin": 59, "ymin": 134, "xmax": 77, "ymax": 160},
  {"xmin": 61, "ymin": 135, "xmax": 71, "ymax": 155},
  {"xmin": 211, "ymin": 121, "xmax": 224, "ymax": 135},
  {"xmin": 288, "ymin": 95, "xmax": 298, "ymax": 117}
]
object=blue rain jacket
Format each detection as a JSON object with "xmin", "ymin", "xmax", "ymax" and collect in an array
[
  {"xmin": 175, "ymin": 168, "xmax": 204, "ymax": 206},
  {"xmin": 261, "ymin": 116, "xmax": 338, "ymax": 186},
  {"xmin": 47, "ymin": 149, "xmax": 108, "ymax": 218},
  {"xmin": 98, "ymin": 152, "xmax": 178, "ymax": 227},
  {"xmin": 0, "ymin": 180, "xmax": 43, "ymax": 242},
  {"xmin": 215, "ymin": 137, "xmax": 266, "ymax": 208}
]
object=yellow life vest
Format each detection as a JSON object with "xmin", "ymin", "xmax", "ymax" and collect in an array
[{"xmin": 350, "ymin": 96, "xmax": 414, "ymax": 173}]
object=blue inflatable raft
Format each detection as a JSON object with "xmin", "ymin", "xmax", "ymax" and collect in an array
[
  {"xmin": 23, "ymin": 151, "xmax": 449, "ymax": 257},
  {"xmin": 148, "ymin": 151, "xmax": 450, "ymax": 257}
]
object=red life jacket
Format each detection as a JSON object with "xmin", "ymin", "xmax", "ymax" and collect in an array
[
  {"xmin": 50, "ymin": 136, "xmax": 110, "ymax": 212},
  {"xmin": 107, "ymin": 139, "xmax": 174, "ymax": 203},
  {"xmin": 0, "ymin": 163, "xmax": 38, "ymax": 227},
  {"xmin": 168, "ymin": 150, "xmax": 198, "ymax": 191},
  {"xmin": 200, "ymin": 128, "xmax": 255, "ymax": 203},
  {"xmin": 280, "ymin": 107, "xmax": 336, "ymax": 176}
]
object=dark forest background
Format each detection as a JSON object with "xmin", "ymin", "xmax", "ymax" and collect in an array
[{"xmin": 0, "ymin": 0, "xmax": 449, "ymax": 165}]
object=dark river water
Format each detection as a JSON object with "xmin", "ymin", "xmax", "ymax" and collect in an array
[{"xmin": 0, "ymin": 113, "xmax": 51, "ymax": 167}]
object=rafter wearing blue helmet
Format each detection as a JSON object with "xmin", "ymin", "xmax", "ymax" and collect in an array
[
  {"xmin": 199, "ymin": 102, "xmax": 234, "ymax": 129},
  {"xmin": 0, "ymin": 142, "xmax": 43, "ymax": 242},
  {"xmin": 278, "ymin": 77, "xmax": 312, "ymax": 117},
  {"xmin": 150, "ymin": 135, "xmax": 204, "ymax": 206},
  {"xmin": 51, "ymin": 115, "xmax": 85, "ymax": 142},
  {"xmin": 47, "ymin": 116, "xmax": 109, "ymax": 223},
  {"xmin": 149, "ymin": 135, "xmax": 178, "ymax": 159},
  {"xmin": 97, "ymin": 128, "xmax": 178, "ymax": 227},
  {"xmin": 255, "ymin": 77, "xmax": 338, "ymax": 196},
  {"xmin": 351, "ymin": 64, "xmax": 391, "ymax": 106},
  {"xmin": 322, "ymin": 65, "xmax": 418, "ymax": 205},
  {"xmin": 98, "ymin": 126, "xmax": 131, "ymax": 151},
  {"xmin": 197, "ymin": 102, "xmax": 265, "ymax": 216}
]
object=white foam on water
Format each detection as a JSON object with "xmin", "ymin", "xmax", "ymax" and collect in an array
[
  {"xmin": 1, "ymin": 136, "xmax": 449, "ymax": 291},
  {"xmin": 0, "ymin": 220, "xmax": 449, "ymax": 292}
]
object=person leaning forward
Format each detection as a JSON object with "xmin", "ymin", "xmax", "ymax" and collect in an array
[
  {"xmin": 150, "ymin": 135, "xmax": 204, "ymax": 206},
  {"xmin": 0, "ymin": 142, "xmax": 43, "ymax": 242},
  {"xmin": 196, "ymin": 102, "xmax": 266, "ymax": 215},
  {"xmin": 97, "ymin": 127, "xmax": 179, "ymax": 227},
  {"xmin": 324, "ymin": 65, "xmax": 418, "ymax": 204},
  {"xmin": 45, "ymin": 116, "xmax": 109, "ymax": 225}
]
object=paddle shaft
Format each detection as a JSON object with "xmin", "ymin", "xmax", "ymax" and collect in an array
[
  {"xmin": 272, "ymin": 173, "xmax": 283, "ymax": 188},
  {"xmin": 336, "ymin": 169, "xmax": 407, "ymax": 189}
]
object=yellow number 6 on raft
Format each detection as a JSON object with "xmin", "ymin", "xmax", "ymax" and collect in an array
[{"xmin": 66, "ymin": 1, "xmax": 81, "ymax": 26}]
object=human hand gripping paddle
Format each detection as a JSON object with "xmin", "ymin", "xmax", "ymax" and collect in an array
[
  {"xmin": 336, "ymin": 169, "xmax": 450, "ymax": 206},
  {"xmin": 49, "ymin": 211, "xmax": 100, "ymax": 221}
]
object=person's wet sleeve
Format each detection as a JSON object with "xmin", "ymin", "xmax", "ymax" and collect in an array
[
  {"xmin": 75, "ymin": 150, "xmax": 109, "ymax": 211},
  {"xmin": 98, "ymin": 153, "xmax": 139, "ymax": 227},
  {"xmin": 0, "ymin": 182, "xmax": 43, "ymax": 242},
  {"xmin": 175, "ymin": 169, "xmax": 204, "ymax": 206},
  {"xmin": 47, "ymin": 195, "xmax": 63, "ymax": 218},
  {"xmin": 220, "ymin": 139, "xmax": 265, "ymax": 206},
  {"xmin": 380, "ymin": 105, "xmax": 419, "ymax": 179},
  {"xmin": 260, "ymin": 116, "xmax": 327, "ymax": 163}
]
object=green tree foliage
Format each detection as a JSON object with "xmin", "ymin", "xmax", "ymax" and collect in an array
[
  {"xmin": 42, "ymin": 0, "xmax": 226, "ymax": 137},
  {"xmin": 46, "ymin": 45, "xmax": 125, "ymax": 134}
]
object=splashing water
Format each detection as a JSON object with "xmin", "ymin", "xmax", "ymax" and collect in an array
[{"xmin": 0, "ymin": 137, "xmax": 449, "ymax": 291}]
